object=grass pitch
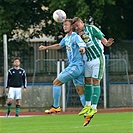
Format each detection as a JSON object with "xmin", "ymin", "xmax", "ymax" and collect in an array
[{"xmin": 0, "ymin": 112, "xmax": 133, "ymax": 133}]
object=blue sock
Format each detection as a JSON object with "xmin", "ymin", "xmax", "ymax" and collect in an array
[
  {"xmin": 53, "ymin": 86, "xmax": 61, "ymax": 108},
  {"xmin": 79, "ymin": 94, "xmax": 85, "ymax": 107}
]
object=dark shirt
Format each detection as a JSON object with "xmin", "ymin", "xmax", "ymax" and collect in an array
[{"xmin": 6, "ymin": 67, "xmax": 27, "ymax": 88}]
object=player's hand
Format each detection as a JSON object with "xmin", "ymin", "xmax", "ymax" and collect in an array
[
  {"xmin": 23, "ymin": 88, "xmax": 26, "ymax": 93},
  {"xmin": 79, "ymin": 47, "xmax": 85, "ymax": 54},
  {"xmin": 106, "ymin": 38, "xmax": 114, "ymax": 46},
  {"xmin": 6, "ymin": 88, "xmax": 9, "ymax": 93},
  {"xmin": 39, "ymin": 45, "xmax": 47, "ymax": 50}
]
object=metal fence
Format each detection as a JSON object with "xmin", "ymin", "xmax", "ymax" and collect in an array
[
  {"xmin": 1, "ymin": 40, "xmax": 133, "ymax": 77},
  {"xmin": 28, "ymin": 57, "xmax": 131, "ymax": 110}
]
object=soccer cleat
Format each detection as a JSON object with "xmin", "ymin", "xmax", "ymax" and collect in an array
[
  {"xmin": 15, "ymin": 114, "xmax": 19, "ymax": 117},
  {"xmin": 6, "ymin": 114, "xmax": 10, "ymax": 117},
  {"xmin": 83, "ymin": 115, "xmax": 94, "ymax": 127},
  {"xmin": 45, "ymin": 106, "xmax": 61, "ymax": 114},
  {"xmin": 6, "ymin": 111, "xmax": 10, "ymax": 117},
  {"xmin": 84, "ymin": 108, "xmax": 97, "ymax": 117},
  {"xmin": 78, "ymin": 106, "xmax": 91, "ymax": 116}
]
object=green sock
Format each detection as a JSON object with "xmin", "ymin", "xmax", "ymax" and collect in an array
[
  {"xmin": 7, "ymin": 103, "xmax": 11, "ymax": 112},
  {"xmin": 92, "ymin": 84, "xmax": 101, "ymax": 105},
  {"xmin": 85, "ymin": 84, "xmax": 92, "ymax": 101},
  {"xmin": 16, "ymin": 105, "xmax": 20, "ymax": 115}
]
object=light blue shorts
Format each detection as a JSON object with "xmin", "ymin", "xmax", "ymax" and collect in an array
[{"xmin": 58, "ymin": 63, "xmax": 84, "ymax": 86}]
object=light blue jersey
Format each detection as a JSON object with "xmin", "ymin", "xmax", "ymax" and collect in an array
[
  {"xmin": 58, "ymin": 32, "xmax": 86, "ymax": 86},
  {"xmin": 60, "ymin": 32, "xmax": 86, "ymax": 65}
]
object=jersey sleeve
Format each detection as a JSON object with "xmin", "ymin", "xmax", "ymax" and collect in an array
[
  {"xmin": 22, "ymin": 70, "xmax": 27, "ymax": 88},
  {"xmin": 5, "ymin": 70, "xmax": 11, "ymax": 88},
  {"xmin": 91, "ymin": 25, "xmax": 105, "ymax": 40},
  {"xmin": 59, "ymin": 37, "xmax": 65, "ymax": 47}
]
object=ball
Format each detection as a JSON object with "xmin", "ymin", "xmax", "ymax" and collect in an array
[{"xmin": 53, "ymin": 9, "xmax": 66, "ymax": 23}]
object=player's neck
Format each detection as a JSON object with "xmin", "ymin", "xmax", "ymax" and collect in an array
[
  {"xmin": 14, "ymin": 66, "xmax": 20, "ymax": 69},
  {"xmin": 67, "ymin": 30, "xmax": 73, "ymax": 36}
]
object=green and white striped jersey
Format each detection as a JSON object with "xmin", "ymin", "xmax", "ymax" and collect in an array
[{"xmin": 82, "ymin": 25, "xmax": 105, "ymax": 61}]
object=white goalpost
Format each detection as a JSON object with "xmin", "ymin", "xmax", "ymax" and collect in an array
[
  {"xmin": 61, "ymin": 60, "xmax": 66, "ymax": 112},
  {"xmin": 103, "ymin": 66, "xmax": 107, "ymax": 109},
  {"xmin": 57, "ymin": 60, "xmax": 66, "ymax": 112},
  {"xmin": 3, "ymin": 34, "xmax": 8, "ymax": 95}
]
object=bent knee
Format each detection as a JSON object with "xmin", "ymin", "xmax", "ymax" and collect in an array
[
  {"xmin": 53, "ymin": 78, "xmax": 63, "ymax": 86},
  {"xmin": 93, "ymin": 79, "xmax": 100, "ymax": 85}
]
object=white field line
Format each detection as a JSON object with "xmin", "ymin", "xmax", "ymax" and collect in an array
[{"xmin": 0, "ymin": 115, "xmax": 37, "ymax": 118}]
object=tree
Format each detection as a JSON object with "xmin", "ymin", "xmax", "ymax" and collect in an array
[
  {"xmin": 49, "ymin": 0, "xmax": 133, "ymax": 41},
  {"xmin": 102, "ymin": 0, "xmax": 133, "ymax": 40},
  {"xmin": 0, "ymin": 0, "xmax": 133, "ymax": 44},
  {"xmin": 0, "ymin": 0, "xmax": 52, "ymax": 42}
]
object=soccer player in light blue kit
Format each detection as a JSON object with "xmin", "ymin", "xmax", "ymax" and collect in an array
[{"xmin": 39, "ymin": 19, "xmax": 86, "ymax": 113}]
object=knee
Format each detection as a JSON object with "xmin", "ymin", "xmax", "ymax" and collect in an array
[
  {"xmin": 16, "ymin": 100, "xmax": 20, "ymax": 105},
  {"xmin": 7, "ymin": 98, "xmax": 12, "ymax": 104},
  {"xmin": 85, "ymin": 78, "xmax": 92, "ymax": 84},
  {"xmin": 53, "ymin": 78, "xmax": 63, "ymax": 86},
  {"xmin": 93, "ymin": 79, "xmax": 100, "ymax": 85}
]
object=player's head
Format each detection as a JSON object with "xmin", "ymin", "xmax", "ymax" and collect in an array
[
  {"xmin": 63, "ymin": 19, "xmax": 74, "ymax": 33},
  {"xmin": 13, "ymin": 57, "xmax": 21, "ymax": 67},
  {"xmin": 72, "ymin": 17, "xmax": 84, "ymax": 33}
]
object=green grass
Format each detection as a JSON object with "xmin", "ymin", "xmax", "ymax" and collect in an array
[{"xmin": 0, "ymin": 112, "xmax": 133, "ymax": 133}]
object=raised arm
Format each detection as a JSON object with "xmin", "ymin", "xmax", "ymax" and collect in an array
[
  {"xmin": 101, "ymin": 37, "xmax": 114, "ymax": 47},
  {"xmin": 39, "ymin": 44, "xmax": 63, "ymax": 50}
]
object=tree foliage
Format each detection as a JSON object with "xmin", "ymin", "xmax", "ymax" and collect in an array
[
  {"xmin": 102, "ymin": 0, "xmax": 133, "ymax": 40},
  {"xmin": 0, "ymin": 0, "xmax": 133, "ymax": 44},
  {"xmin": 0, "ymin": 0, "xmax": 51, "ymax": 41}
]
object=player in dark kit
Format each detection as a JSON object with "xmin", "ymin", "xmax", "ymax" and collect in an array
[{"xmin": 6, "ymin": 57, "xmax": 27, "ymax": 117}]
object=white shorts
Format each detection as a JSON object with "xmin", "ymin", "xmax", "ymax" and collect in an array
[
  {"xmin": 8, "ymin": 87, "xmax": 22, "ymax": 100},
  {"xmin": 84, "ymin": 55, "xmax": 105, "ymax": 80}
]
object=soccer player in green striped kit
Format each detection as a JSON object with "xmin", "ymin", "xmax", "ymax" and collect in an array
[{"xmin": 72, "ymin": 17, "xmax": 114, "ymax": 126}]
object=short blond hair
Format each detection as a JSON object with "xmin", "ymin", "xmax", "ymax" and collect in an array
[
  {"xmin": 63, "ymin": 19, "xmax": 73, "ymax": 25},
  {"xmin": 72, "ymin": 17, "xmax": 82, "ymax": 24}
]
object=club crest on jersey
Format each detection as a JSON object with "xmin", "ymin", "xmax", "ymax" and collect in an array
[
  {"xmin": 81, "ymin": 33, "xmax": 91, "ymax": 43},
  {"xmin": 19, "ymin": 71, "xmax": 22, "ymax": 74}
]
